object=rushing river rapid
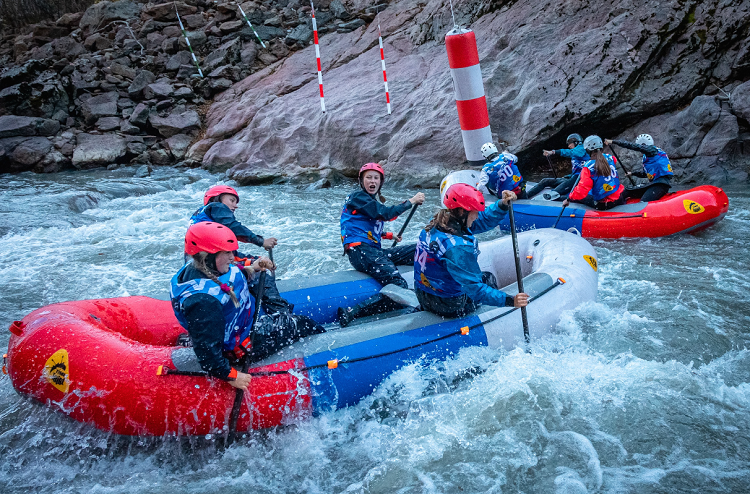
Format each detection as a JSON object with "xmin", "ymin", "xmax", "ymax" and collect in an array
[{"xmin": 0, "ymin": 167, "xmax": 749, "ymax": 494}]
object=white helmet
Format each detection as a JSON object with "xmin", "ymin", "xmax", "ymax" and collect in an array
[
  {"xmin": 481, "ymin": 142, "xmax": 499, "ymax": 160},
  {"xmin": 583, "ymin": 135, "xmax": 603, "ymax": 152},
  {"xmin": 635, "ymin": 133, "xmax": 654, "ymax": 146}
]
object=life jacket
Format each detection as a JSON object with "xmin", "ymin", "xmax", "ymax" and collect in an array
[
  {"xmin": 340, "ymin": 193, "xmax": 384, "ymax": 248},
  {"xmin": 582, "ymin": 154, "xmax": 621, "ymax": 201},
  {"xmin": 170, "ymin": 264, "xmax": 255, "ymax": 356},
  {"xmin": 414, "ymin": 228, "xmax": 479, "ymax": 298},
  {"xmin": 189, "ymin": 205, "xmax": 212, "ymax": 225},
  {"xmin": 570, "ymin": 145, "xmax": 590, "ymax": 175},
  {"xmin": 482, "ymin": 151, "xmax": 523, "ymax": 195},
  {"xmin": 642, "ymin": 147, "xmax": 673, "ymax": 181}
]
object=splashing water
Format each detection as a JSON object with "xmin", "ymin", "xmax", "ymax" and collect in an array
[{"xmin": 0, "ymin": 167, "xmax": 748, "ymax": 493}]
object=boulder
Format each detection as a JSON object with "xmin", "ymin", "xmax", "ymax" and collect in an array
[
  {"xmin": 177, "ymin": 31, "xmax": 208, "ymax": 50},
  {"xmin": 110, "ymin": 63, "xmax": 136, "ymax": 80},
  {"xmin": 143, "ymin": 82, "xmax": 175, "ymax": 99},
  {"xmin": 129, "ymin": 103, "xmax": 152, "ymax": 126},
  {"xmin": 286, "ymin": 24, "xmax": 313, "ymax": 45},
  {"xmin": 165, "ymin": 134, "xmax": 193, "ymax": 160},
  {"xmin": 141, "ymin": 2, "xmax": 197, "ymax": 22},
  {"xmin": 128, "ymin": 70, "xmax": 156, "ymax": 99},
  {"xmin": 166, "ymin": 51, "xmax": 193, "ymax": 71},
  {"xmin": 72, "ymin": 134, "xmax": 128, "ymax": 169},
  {"xmin": 96, "ymin": 117, "xmax": 122, "ymax": 131},
  {"xmin": 149, "ymin": 109, "xmax": 201, "ymax": 137},
  {"xmin": 79, "ymin": 0, "xmax": 141, "ymax": 34},
  {"xmin": 9, "ymin": 137, "xmax": 52, "ymax": 167},
  {"xmin": 202, "ymin": 38, "xmax": 241, "ymax": 73},
  {"xmin": 56, "ymin": 12, "xmax": 84, "ymax": 28},
  {"xmin": 81, "ymin": 92, "xmax": 119, "ymax": 125},
  {"xmin": 0, "ymin": 116, "xmax": 60, "ymax": 138},
  {"xmin": 731, "ymin": 80, "xmax": 750, "ymax": 125}
]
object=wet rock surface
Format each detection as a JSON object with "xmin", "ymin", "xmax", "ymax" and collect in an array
[{"xmin": 0, "ymin": 0, "xmax": 747, "ymax": 185}]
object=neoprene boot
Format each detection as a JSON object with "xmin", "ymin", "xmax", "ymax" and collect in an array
[{"xmin": 337, "ymin": 294, "xmax": 403, "ymax": 327}]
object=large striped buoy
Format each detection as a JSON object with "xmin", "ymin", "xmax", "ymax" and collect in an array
[{"xmin": 445, "ymin": 27, "xmax": 491, "ymax": 165}]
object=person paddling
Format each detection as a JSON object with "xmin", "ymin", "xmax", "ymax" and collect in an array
[
  {"xmin": 604, "ymin": 134, "xmax": 673, "ymax": 202},
  {"xmin": 534, "ymin": 133, "xmax": 590, "ymax": 199},
  {"xmin": 478, "ymin": 142, "xmax": 528, "ymax": 199},
  {"xmin": 170, "ymin": 222, "xmax": 326, "ymax": 389},
  {"xmin": 190, "ymin": 185, "xmax": 292, "ymax": 314},
  {"xmin": 562, "ymin": 135, "xmax": 626, "ymax": 211},
  {"xmin": 414, "ymin": 183, "xmax": 529, "ymax": 318},
  {"xmin": 337, "ymin": 163, "xmax": 426, "ymax": 327}
]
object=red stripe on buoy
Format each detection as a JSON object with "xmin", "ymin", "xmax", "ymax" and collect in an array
[
  {"xmin": 445, "ymin": 31, "xmax": 480, "ymax": 69},
  {"xmin": 455, "ymin": 97, "xmax": 490, "ymax": 130}
]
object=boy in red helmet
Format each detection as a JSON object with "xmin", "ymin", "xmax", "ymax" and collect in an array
[
  {"xmin": 414, "ymin": 184, "xmax": 529, "ymax": 317},
  {"xmin": 171, "ymin": 222, "xmax": 326, "ymax": 388},
  {"xmin": 337, "ymin": 163, "xmax": 426, "ymax": 327},
  {"xmin": 190, "ymin": 184, "xmax": 291, "ymax": 314}
]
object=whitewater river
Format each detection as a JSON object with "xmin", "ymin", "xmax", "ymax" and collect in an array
[{"xmin": 0, "ymin": 167, "xmax": 748, "ymax": 493}]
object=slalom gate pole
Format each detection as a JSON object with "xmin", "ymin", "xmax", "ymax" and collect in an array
[
  {"xmin": 508, "ymin": 202, "xmax": 530, "ymax": 349},
  {"xmin": 310, "ymin": 0, "xmax": 326, "ymax": 113},
  {"xmin": 175, "ymin": 2, "xmax": 203, "ymax": 78},
  {"xmin": 377, "ymin": 12, "xmax": 391, "ymax": 115},
  {"xmin": 237, "ymin": 3, "xmax": 266, "ymax": 48},
  {"xmin": 227, "ymin": 270, "xmax": 267, "ymax": 444}
]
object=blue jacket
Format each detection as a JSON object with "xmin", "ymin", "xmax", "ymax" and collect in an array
[
  {"xmin": 340, "ymin": 189, "xmax": 411, "ymax": 248},
  {"xmin": 414, "ymin": 200, "xmax": 514, "ymax": 307},
  {"xmin": 555, "ymin": 144, "xmax": 590, "ymax": 175},
  {"xmin": 170, "ymin": 263, "xmax": 256, "ymax": 379},
  {"xmin": 480, "ymin": 151, "xmax": 523, "ymax": 195},
  {"xmin": 612, "ymin": 140, "xmax": 673, "ymax": 185},
  {"xmin": 190, "ymin": 202, "xmax": 265, "ymax": 247}
]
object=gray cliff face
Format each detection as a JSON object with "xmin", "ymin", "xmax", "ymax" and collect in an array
[{"xmin": 195, "ymin": 0, "xmax": 750, "ymax": 186}]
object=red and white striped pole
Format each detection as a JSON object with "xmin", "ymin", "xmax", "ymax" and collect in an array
[
  {"xmin": 310, "ymin": 0, "xmax": 326, "ymax": 113},
  {"xmin": 445, "ymin": 27, "xmax": 492, "ymax": 165},
  {"xmin": 377, "ymin": 15, "xmax": 391, "ymax": 115}
]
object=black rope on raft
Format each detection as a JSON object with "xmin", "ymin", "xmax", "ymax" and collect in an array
[{"xmin": 158, "ymin": 279, "xmax": 565, "ymax": 379}]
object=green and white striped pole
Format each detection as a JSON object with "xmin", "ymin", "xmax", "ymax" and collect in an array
[
  {"xmin": 237, "ymin": 3, "xmax": 266, "ymax": 48},
  {"xmin": 174, "ymin": 3, "xmax": 203, "ymax": 77}
]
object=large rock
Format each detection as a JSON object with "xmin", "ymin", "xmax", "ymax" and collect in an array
[
  {"xmin": 72, "ymin": 134, "xmax": 128, "ymax": 169},
  {"xmin": 128, "ymin": 70, "xmax": 156, "ymax": 99},
  {"xmin": 731, "ymin": 80, "xmax": 750, "ymax": 124},
  {"xmin": 79, "ymin": 0, "xmax": 141, "ymax": 34},
  {"xmin": 149, "ymin": 109, "xmax": 201, "ymax": 137},
  {"xmin": 0, "ymin": 116, "xmax": 60, "ymax": 138},
  {"xmin": 196, "ymin": 0, "xmax": 750, "ymax": 185},
  {"xmin": 141, "ymin": 2, "xmax": 197, "ymax": 22},
  {"xmin": 202, "ymin": 38, "xmax": 241, "ymax": 73},
  {"xmin": 9, "ymin": 137, "xmax": 52, "ymax": 167},
  {"xmin": 81, "ymin": 92, "xmax": 119, "ymax": 125}
]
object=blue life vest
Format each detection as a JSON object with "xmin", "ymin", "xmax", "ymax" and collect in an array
[
  {"xmin": 571, "ymin": 152, "xmax": 590, "ymax": 175},
  {"xmin": 414, "ymin": 228, "xmax": 479, "ymax": 298},
  {"xmin": 340, "ymin": 194, "xmax": 384, "ymax": 248},
  {"xmin": 482, "ymin": 152, "xmax": 523, "ymax": 195},
  {"xmin": 170, "ymin": 264, "xmax": 255, "ymax": 354},
  {"xmin": 642, "ymin": 147, "xmax": 673, "ymax": 181},
  {"xmin": 189, "ymin": 205, "xmax": 212, "ymax": 225},
  {"xmin": 582, "ymin": 154, "xmax": 621, "ymax": 201}
]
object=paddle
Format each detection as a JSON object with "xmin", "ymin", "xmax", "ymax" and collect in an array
[
  {"xmin": 607, "ymin": 144, "xmax": 636, "ymax": 186},
  {"xmin": 552, "ymin": 204, "xmax": 567, "ymax": 229},
  {"xmin": 507, "ymin": 201, "xmax": 530, "ymax": 349},
  {"xmin": 545, "ymin": 154, "xmax": 558, "ymax": 178},
  {"xmin": 391, "ymin": 204, "xmax": 419, "ymax": 248},
  {"xmin": 227, "ymin": 269, "xmax": 267, "ymax": 444}
]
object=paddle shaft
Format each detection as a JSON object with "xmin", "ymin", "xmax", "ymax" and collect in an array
[
  {"xmin": 507, "ymin": 203, "xmax": 530, "ymax": 346},
  {"xmin": 391, "ymin": 203, "xmax": 419, "ymax": 248},
  {"xmin": 552, "ymin": 204, "xmax": 566, "ymax": 229},
  {"xmin": 227, "ymin": 269, "xmax": 267, "ymax": 442},
  {"xmin": 607, "ymin": 145, "xmax": 636, "ymax": 186},
  {"xmin": 545, "ymin": 155, "xmax": 558, "ymax": 178}
]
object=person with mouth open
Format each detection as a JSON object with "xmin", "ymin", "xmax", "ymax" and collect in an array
[{"xmin": 337, "ymin": 163, "xmax": 426, "ymax": 327}]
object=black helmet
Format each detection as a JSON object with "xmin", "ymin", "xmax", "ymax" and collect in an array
[{"xmin": 566, "ymin": 133, "xmax": 583, "ymax": 145}]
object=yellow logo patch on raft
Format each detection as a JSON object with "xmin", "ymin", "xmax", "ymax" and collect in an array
[
  {"xmin": 683, "ymin": 200, "xmax": 705, "ymax": 214},
  {"xmin": 602, "ymin": 183, "xmax": 614, "ymax": 192},
  {"xmin": 583, "ymin": 255, "xmax": 598, "ymax": 271},
  {"xmin": 420, "ymin": 273, "xmax": 436, "ymax": 291},
  {"xmin": 44, "ymin": 349, "xmax": 70, "ymax": 393},
  {"xmin": 512, "ymin": 175, "xmax": 521, "ymax": 182}
]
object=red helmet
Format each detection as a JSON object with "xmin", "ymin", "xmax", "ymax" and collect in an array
[
  {"xmin": 359, "ymin": 162, "xmax": 384, "ymax": 179},
  {"xmin": 185, "ymin": 222, "xmax": 238, "ymax": 255},
  {"xmin": 443, "ymin": 183, "xmax": 486, "ymax": 211},
  {"xmin": 203, "ymin": 185, "xmax": 239, "ymax": 206}
]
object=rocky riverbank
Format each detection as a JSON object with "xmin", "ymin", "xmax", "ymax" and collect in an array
[{"xmin": 1, "ymin": 0, "xmax": 749, "ymax": 186}]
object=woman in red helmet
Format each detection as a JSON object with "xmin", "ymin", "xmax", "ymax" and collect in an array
[
  {"xmin": 414, "ymin": 184, "xmax": 529, "ymax": 318},
  {"xmin": 170, "ymin": 222, "xmax": 326, "ymax": 389},
  {"xmin": 337, "ymin": 162, "xmax": 426, "ymax": 326},
  {"xmin": 190, "ymin": 184, "xmax": 292, "ymax": 314}
]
